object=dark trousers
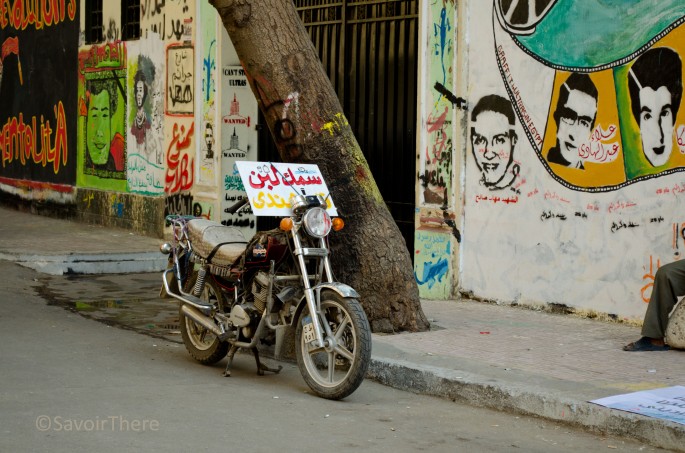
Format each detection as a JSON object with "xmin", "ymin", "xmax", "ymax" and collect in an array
[{"xmin": 642, "ymin": 259, "xmax": 685, "ymax": 338}]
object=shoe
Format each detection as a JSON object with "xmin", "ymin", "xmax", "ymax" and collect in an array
[{"xmin": 623, "ymin": 337, "xmax": 670, "ymax": 352}]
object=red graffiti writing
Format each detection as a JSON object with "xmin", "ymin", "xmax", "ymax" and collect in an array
[
  {"xmin": 0, "ymin": 101, "xmax": 68, "ymax": 174},
  {"xmin": 543, "ymin": 190, "xmax": 570, "ymax": 203},
  {"xmin": 0, "ymin": 0, "xmax": 76, "ymax": 31},
  {"xmin": 165, "ymin": 122, "xmax": 194, "ymax": 194},
  {"xmin": 607, "ymin": 200, "xmax": 636, "ymax": 213},
  {"xmin": 641, "ymin": 255, "xmax": 661, "ymax": 303}
]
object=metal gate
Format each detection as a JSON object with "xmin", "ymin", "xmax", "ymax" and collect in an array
[{"xmin": 259, "ymin": 0, "xmax": 419, "ymax": 257}]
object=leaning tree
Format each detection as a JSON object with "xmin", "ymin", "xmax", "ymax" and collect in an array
[{"xmin": 209, "ymin": 0, "xmax": 429, "ymax": 332}]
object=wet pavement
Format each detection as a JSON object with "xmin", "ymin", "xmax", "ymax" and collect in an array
[{"xmin": 37, "ymin": 272, "xmax": 182, "ymax": 343}]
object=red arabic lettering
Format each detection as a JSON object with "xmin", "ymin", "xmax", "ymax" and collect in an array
[{"xmin": 165, "ymin": 122, "xmax": 194, "ymax": 194}]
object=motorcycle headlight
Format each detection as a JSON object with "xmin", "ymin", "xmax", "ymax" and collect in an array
[{"xmin": 303, "ymin": 207, "xmax": 332, "ymax": 238}]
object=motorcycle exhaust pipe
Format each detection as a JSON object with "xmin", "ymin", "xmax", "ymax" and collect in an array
[{"xmin": 180, "ymin": 304, "xmax": 224, "ymax": 337}]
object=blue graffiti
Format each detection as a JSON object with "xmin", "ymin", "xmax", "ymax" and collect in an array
[
  {"xmin": 415, "ymin": 256, "xmax": 449, "ymax": 289},
  {"xmin": 433, "ymin": 6, "xmax": 451, "ymax": 85},
  {"xmin": 203, "ymin": 39, "xmax": 216, "ymax": 102}
]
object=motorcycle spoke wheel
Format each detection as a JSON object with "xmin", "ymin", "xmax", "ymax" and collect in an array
[
  {"xmin": 179, "ymin": 275, "xmax": 229, "ymax": 365},
  {"xmin": 295, "ymin": 291, "xmax": 371, "ymax": 400}
]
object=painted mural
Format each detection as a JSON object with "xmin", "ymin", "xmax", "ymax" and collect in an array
[
  {"xmin": 418, "ymin": 0, "xmax": 456, "ymax": 207},
  {"xmin": 220, "ymin": 64, "xmax": 257, "ymax": 236},
  {"xmin": 198, "ymin": 0, "xmax": 217, "ymax": 190},
  {"xmin": 459, "ymin": 0, "xmax": 685, "ymax": 320},
  {"xmin": 414, "ymin": 0, "xmax": 459, "ymax": 297},
  {"xmin": 126, "ymin": 35, "xmax": 165, "ymax": 195},
  {"xmin": 0, "ymin": 1, "xmax": 79, "ymax": 189},
  {"xmin": 77, "ymin": 41, "xmax": 128, "ymax": 191},
  {"xmin": 153, "ymin": 0, "xmax": 196, "ymax": 219}
]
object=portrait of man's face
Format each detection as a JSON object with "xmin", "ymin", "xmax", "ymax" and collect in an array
[
  {"xmin": 637, "ymin": 85, "xmax": 675, "ymax": 167},
  {"xmin": 135, "ymin": 80, "xmax": 145, "ymax": 109},
  {"xmin": 628, "ymin": 46, "xmax": 682, "ymax": 168},
  {"xmin": 555, "ymin": 88, "xmax": 597, "ymax": 165},
  {"xmin": 86, "ymin": 89, "xmax": 111, "ymax": 165},
  {"xmin": 205, "ymin": 125, "xmax": 213, "ymax": 151},
  {"xmin": 471, "ymin": 110, "xmax": 515, "ymax": 186}
]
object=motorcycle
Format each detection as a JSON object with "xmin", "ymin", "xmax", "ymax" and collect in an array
[{"xmin": 160, "ymin": 162, "xmax": 372, "ymax": 400}]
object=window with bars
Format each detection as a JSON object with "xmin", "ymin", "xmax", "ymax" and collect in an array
[
  {"xmin": 85, "ymin": 0, "xmax": 104, "ymax": 44},
  {"xmin": 122, "ymin": 0, "xmax": 141, "ymax": 41},
  {"xmin": 85, "ymin": 1, "xmax": 140, "ymax": 43}
]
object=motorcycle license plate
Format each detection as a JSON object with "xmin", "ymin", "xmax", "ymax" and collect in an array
[{"xmin": 302, "ymin": 316, "xmax": 316, "ymax": 344}]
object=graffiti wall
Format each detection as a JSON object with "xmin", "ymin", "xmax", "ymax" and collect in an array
[
  {"xmin": 0, "ymin": 1, "xmax": 79, "ymax": 192},
  {"xmin": 458, "ymin": 0, "xmax": 685, "ymax": 320},
  {"xmin": 197, "ymin": 0, "xmax": 217, "ymax": 192},
  {"xmin": 414, "ymin": 0, "xmax": 459, "ymax": 298}
]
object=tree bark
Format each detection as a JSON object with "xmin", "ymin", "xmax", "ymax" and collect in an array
[{"xmin": 210, "ymin": 0, "xmax": 429, "ymax": 332}]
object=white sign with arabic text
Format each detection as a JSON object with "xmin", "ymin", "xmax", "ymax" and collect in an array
[{"xmin": 235, "ymin": 161, "xmax": 337, "ymax": 216}]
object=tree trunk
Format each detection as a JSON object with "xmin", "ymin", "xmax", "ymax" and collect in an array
[{"xmin": 210, "ymin": 0, "xmax": 429, "ymax": 332}]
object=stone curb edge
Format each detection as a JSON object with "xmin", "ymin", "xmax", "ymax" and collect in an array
[
  {"xmin": 367, "ymin": 357, "xmax": 685, "ymax": 452},
  {"xmin": 0, "ymin": 252, "xmax": 168, "ymax": 275}
]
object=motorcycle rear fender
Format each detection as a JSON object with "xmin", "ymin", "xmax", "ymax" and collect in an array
[{"xmin": 290, "ymin": 282, "xmax": 360, "ymax": 327}]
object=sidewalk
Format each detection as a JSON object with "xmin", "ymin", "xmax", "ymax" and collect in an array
[{"xmin": 1, "ymin": 206, "xmax": 683, "ymax": 451}]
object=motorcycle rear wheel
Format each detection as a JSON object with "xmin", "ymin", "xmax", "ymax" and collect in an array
[
  {"xmin": 295, "ymin": 290, "xmax": 371, "ymax": 400},
  {"xmin": 179, "ymin": 275, "xmax": 229, "ymax": 365}
]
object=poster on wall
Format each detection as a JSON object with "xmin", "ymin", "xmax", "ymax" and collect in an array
[
  {"xmin": 126, "ymin": 36, "xmax": 165, "ymax": 195},
  {"xmin": 220, "ymin": 65, "xmax": 258, "ymax": 237},
  {"xmin": 0, "ymin": 5, "xmax": 79, "ymax": 186}
]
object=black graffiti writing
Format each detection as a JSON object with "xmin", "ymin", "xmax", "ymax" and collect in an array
[
  {"xmin": 541, "ymin": 210, "xmax": 567, "ymax": 221},
  {"xmin": 418, "ymin": 169, "xmax": 446, "ymax": 188},
  {"xmin": 164, "ymin": 192, "xmax": 193, "ymax": 217},
  {"xmin": 611, "ymin": 220, "xmax": 639, "ymax": 233},
  {"xmin": 221, "ymin": 218, "xmax": 255, "ymax": 228},
  {"xmin": 141, "ymin": 0, "xmax": 166, "ymax": 18}
]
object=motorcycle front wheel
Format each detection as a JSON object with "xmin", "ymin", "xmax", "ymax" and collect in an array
[
  {"xmin": 295, "ymin": 290, "xmax": 372, "ymax": 400},
  {"xmin": 179, "ymin": 275, "xmax": 229, "ymax": 365}
]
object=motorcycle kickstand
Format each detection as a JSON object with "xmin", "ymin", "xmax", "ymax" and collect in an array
[
  {"xmin": 252, "ymin": 347, "xmax": 282, "ymax": 376},
  {"xmin": 223, "ymin": 345, "xmax": 240, "ymax": 377}
]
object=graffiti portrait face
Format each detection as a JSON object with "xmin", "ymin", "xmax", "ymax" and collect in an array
[
  {"xmin": 555, "ymin": 88, "xmax": 597, "ymax": 166},
  {"xmin": 86, "ymin": 89, "xmax": 111, "ymax": 165},
  {"xmin": 135, "ymin": 79, "xmax": 145, "ymax": 108},
  {"xmin": 471, "ymin": 110, "xmax": 515, "ymax": 185},
  {"xmin": 638, "ymin": 85, "xmax": 675, "ymax": 166}
]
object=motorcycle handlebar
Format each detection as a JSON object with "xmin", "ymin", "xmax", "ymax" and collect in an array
[{"xmin": 225, "ymin": 198, "xmax": 249, "ymax": 214}]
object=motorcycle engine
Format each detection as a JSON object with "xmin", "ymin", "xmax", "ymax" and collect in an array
[{"xmin": 251, "ymin": 271, "xmax": 270, "ymax": 314}]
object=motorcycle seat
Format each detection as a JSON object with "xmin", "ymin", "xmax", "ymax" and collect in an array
[{"xmin": 187, "ymin": 219, "xmax": 248, "ymax": 266}]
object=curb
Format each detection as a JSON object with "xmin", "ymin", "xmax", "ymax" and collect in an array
[
  {"xmin": 0, "ymin": 252, "xmax": 168, "ymax": 275},
  {"xmin": 366, "ymin": 357, "xmax": 685, "ymax": 452}
]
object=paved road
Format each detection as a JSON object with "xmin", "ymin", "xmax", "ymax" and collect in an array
[{"xmin": 0, "ymin": 261, "xmax": 673, "ymax": 452}]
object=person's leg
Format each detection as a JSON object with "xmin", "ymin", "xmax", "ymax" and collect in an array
[{"xmin": 641, "ymin": 259, "xmax": 685, "ymax": 339}]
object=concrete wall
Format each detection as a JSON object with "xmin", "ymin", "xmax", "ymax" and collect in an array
[{"xmin": 416, "ymin": 0, "xmax": 685, "ymax": 322}]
